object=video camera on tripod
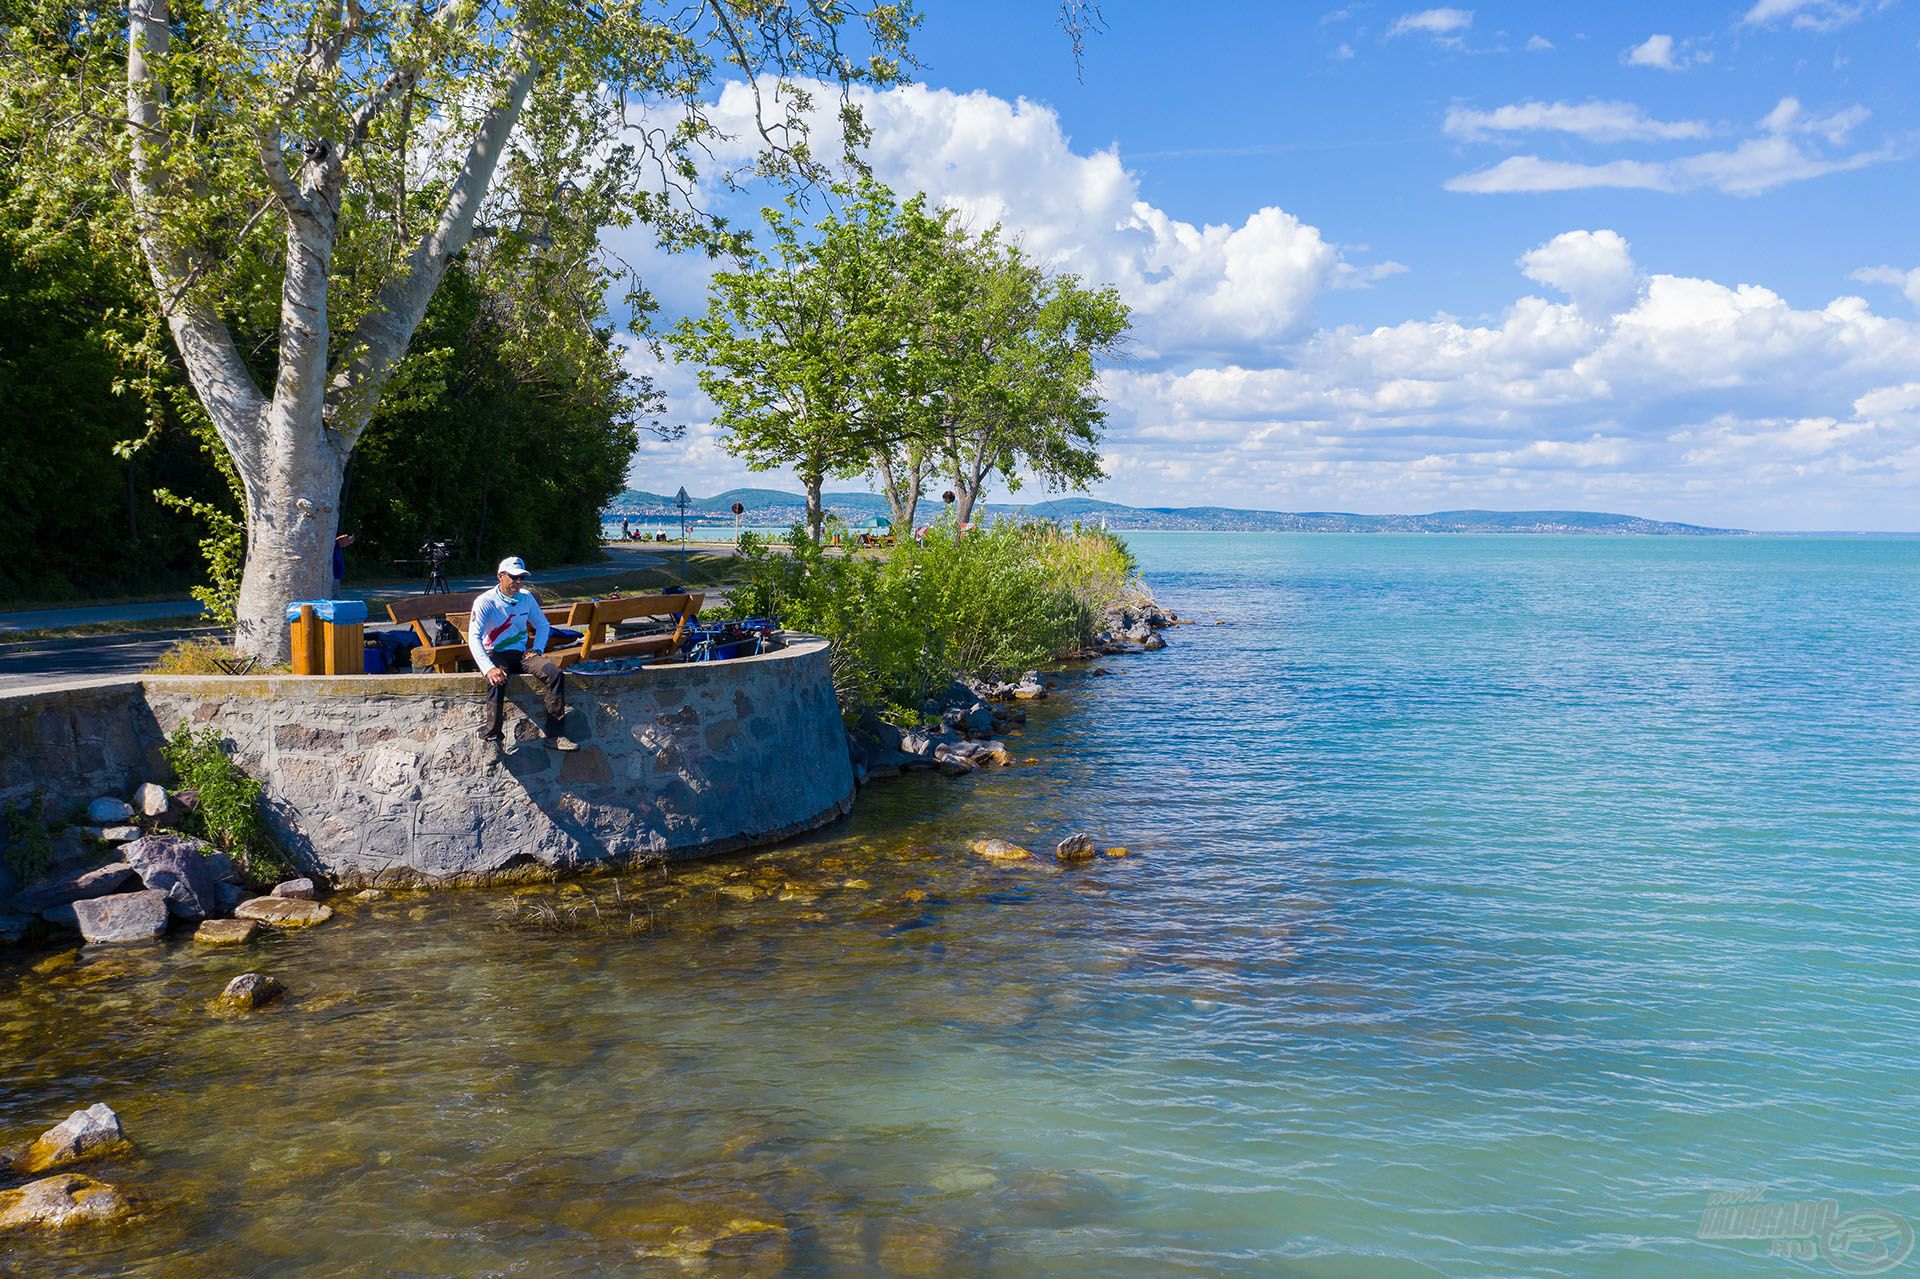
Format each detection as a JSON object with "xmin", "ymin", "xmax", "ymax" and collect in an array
[{"xmin": 394, "ymin": 538, "xmax": 459, "ymax": 593}]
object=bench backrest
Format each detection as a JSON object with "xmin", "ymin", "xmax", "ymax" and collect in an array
[
  {"xmin": 579, "ymin": 592, "xmax": 702, "ymax": 659},
  {"xmin": 386, "ymin": 592, "xmax": 482, "ymax": 626}
]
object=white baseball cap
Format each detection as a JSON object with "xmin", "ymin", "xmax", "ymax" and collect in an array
[{"xmin": 497, "ymin": 556, "xmax": 530, "ymax": 578}]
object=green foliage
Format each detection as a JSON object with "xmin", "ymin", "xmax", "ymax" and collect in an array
[
  {"xmin": 152, "ymin": 487, "xmax": 245, "ymax": 626},
  {"xmin": 3, "ymin": 800, "xmax": 55, "ymax": 882},
  {"xmin": 728, "ymin": 521, "xmax": 1136, "ymax": 720},
  {"xmin": 160, "ymin": 725, "xmax": 284, "ymax": 881}
]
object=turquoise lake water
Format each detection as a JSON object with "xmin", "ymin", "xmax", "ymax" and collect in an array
[{"xmin": 5, "ymin": 532, "xmax": 1917, "ymax": 1276}]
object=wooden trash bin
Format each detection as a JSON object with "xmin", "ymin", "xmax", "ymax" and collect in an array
[
  {"xmin": 289, "ymin": 601, "xmax": 366, "ymax": 676},
  {"xmin": 291, "ymin": 604, "xmax": 325, "ymax": 675}
]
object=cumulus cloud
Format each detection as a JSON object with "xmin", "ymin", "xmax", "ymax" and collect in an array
[
  {"xmin": 1624, "ymin": 33, "xmax": 1708, "ymax": 71},
  {"xmin": 1097, "ymin": 239, "xmax": 1920, "ymax": 527},
  {"xmin": 1386, "ymin": 8, "xmax": 1473, "ymax": 40},
  {"xmin": 1518, "ymin": 230, "xmax": 1641, "ymax": 315},
  {"xmin": 1526, "ymin": 35, "xmax": 1555, "ymax": 51},
  {"xmin": 615, "ymin": 84, "xmax": 1920, "ymax": 527},
  {"xmin": 1444, "ymin": 99, "xmax": 1709, "ymax": 143},
  {"xmin": 630, "ymin": 81, "xmax": 1411, "ymax": 359},
  {"xmin": 1446, "ymin": 97, "xmax": 1885, "ymax": 195}
]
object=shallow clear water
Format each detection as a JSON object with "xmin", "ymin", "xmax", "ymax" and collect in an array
[{"xmin": 5, "ymin": 532, "xmax": 1919, "ymax": 1277}]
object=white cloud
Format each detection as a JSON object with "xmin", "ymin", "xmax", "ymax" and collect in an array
[
  {"xmin": 644, "ymin": 81, "xmax": 1411, "ymax": 359},
  {"xmin": 617, "ymin": 84, "xmax": 1920, "ymax": 527},
  {"xmin": 1852, "ymin": 266, "xmax": 1920, "ymax": 311},
  {"xmin": 1444, "ymin": 99, "xmax": 1709, "ymax": 143},
  {"xmin": 1446, "ymin": 156, "xmax": 1672, "ymax": 193},
  {"xmin": 1332, "ymin": 42, "xmax": 1356, "ymax": 60},
  {"xmin": 1518, "ymin": 229, "xmax": 1640, "ymax": 315},
  {"xmin": 1624, "ymin": 33, "xmax": 1708, "ymax": 71},
  {"xmin": 1387, "ymin": 8, "xmax": 1473, "ymax": 40},
  {"xmin": 1446, "ymin": 98, "xmax": 1885, "ymax": 195},
  {"xmin": 1743, "ymin": 0, "xmax": 1879, "ymax": 30},
  {"xmin": 1526, "ymin": 35, "xmax": 1555, "ymax": 51}
]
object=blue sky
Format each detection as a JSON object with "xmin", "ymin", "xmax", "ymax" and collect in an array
[{"xmin": 616, "ymin": 1, "xmax": 1920, "ymax": 530}]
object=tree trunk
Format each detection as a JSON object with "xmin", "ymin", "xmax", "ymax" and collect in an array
[
  {"xmin": 952, "ymin": 470, "xmax": 978, "ymax": 527},
  {"xmin": 803, "ymin": 476, "xmax": 825, "ymax": 544},
  {"xmin": 232, "ymin": 431, "xmax": 345, "ymax": 657},
  {"xmin": 875, "ymin": 449, "xmax": 922, "ymax": 533}
]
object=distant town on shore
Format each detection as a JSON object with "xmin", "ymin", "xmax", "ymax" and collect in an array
[{"xmin": 607, "ymin": 488, "xmax": 1744, "ymax": 536}]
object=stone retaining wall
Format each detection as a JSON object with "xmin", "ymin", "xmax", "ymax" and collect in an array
[{"xmin": 0, "ymin": 639, "xmax": 854, "ymax": 887}]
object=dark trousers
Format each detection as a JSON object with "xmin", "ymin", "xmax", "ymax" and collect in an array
[{"xmin": 483, "ymin": 651, "xmax": 566, "ymax": 738}]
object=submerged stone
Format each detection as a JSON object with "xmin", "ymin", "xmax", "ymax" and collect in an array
[
  {"xmin": 970, "ymin": 839, "xmax": 1032, "ymax": 862},
  {"xmin": 1055, "ymin": 833, "xmax": 1097, "ymax": 863},
  {"xmin": 0, "ymin": 1173, "xmax": 130, "ymax": 1231},
  {"xmin": 234, "ymin": 897, "xmax": 334, "ymax": 928},
  {"xmin": 194, "ymin": 919, "xmax": 259, "ymax": 946}
]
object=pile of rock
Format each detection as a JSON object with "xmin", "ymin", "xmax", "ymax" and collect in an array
[
  {"xmin": 968, "ymin": 831, "xmax": 1134, "ymax": 864},
  {"xmin": 0, "ymin": 783, "xmax": 332, "ymax": 949},
  {"xmin": 0, "ymin": 1103, "xmax": 134, "ymax": 1232},
  {"xmin": 844, "ymin": 677, "xmax": 1035, "ymax": 784},
  {"xmin": 1085, "ymin": 596, "xmax": 1181, "ymax": 656}
]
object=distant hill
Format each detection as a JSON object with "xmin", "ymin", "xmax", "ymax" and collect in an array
[{"xmin": 606, "ymin": 489, "xmax": 1742, "ymax": 535}]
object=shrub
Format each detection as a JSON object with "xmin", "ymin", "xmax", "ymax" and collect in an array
[
  {"xmin": 159, "ymin": 724, "xmax": 285, "ymax": 881},
  {"xmin": 727, "ymin": 519, "xmax": 1138, "ymax": 721},
  {"xmin": 3, "ymin": 800, "xmax": 55, "ymax": 882}
]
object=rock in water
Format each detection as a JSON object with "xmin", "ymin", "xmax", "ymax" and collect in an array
[
  {"xmin": 1101, "ymin": 846, "xmax": 1133, "ymax": 858},
  {"xmin": 121, "ymin": 834, "xmax": 221, "ymax": 920},
  {"xmin": 70, "ymin": 890, "xmax": 169, "ymax": 944},
  {"xmin": 18, "ymin": 1104, "xmax": 130, "ymax": 1174},
  {"xmin": 84, "ymin": 798, "xmax": 132, "ymax": 825},
  {"xmin": 218, "ymin": 972, "xmax": 284, "ymax": 1011},
  {"xmin": 0, "ymin": 1174, "xmax": 130, "ymax": 1231},
  {"xmin": 1142, "ymin": 633, "xmax": 1167, "ymax": 651},
  {"xmin": 133, "ymin": 782, "xmax": 170, "ymax": 818},
  {"xmin": 233, "ymin": 897, "xmax": 333, "ymax": 928},
  {"xmin": 270, "ymin": 878, "xmax": 317, "ymax": 900},
  {"xmin": 970, "ymin": 839, "xmax": 1032, "ymax": 862},
  {"xmin": 1055, "ymin": 833, "xmax": 1097, "ymax": 863},
  {"xmin": 194, "ymin": 919, "xmax": 259, "ymax": 946}
]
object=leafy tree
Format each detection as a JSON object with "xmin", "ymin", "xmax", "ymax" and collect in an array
[
  {"xmin": 669, "ymin": 182, "xmax": 907, "ymax": 543},
  {"xmin": 934, "ymin": 232, "xmax": 1129, "ymax": 527},
  {"xmin": 0, "ymin": 0, "xmax": 914, "ymax": 656}
]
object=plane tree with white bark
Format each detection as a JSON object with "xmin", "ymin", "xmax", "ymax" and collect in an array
[{"xmin": 0, "ymin": 0, "xmax": 914, "ymax": 658}]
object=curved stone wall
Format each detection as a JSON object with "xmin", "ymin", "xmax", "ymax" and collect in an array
[{"xmin": 135, "ymin": 637, "xmax": 854, "ymax": 886}]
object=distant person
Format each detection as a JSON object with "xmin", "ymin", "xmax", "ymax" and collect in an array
[
  {"xmin": 620, "ymin": 517, "xmax": 630, "ymax": 540},
  {"xmin": 468, "ymin": 556, "xmax": 576, "ymax": 751},
  {"xmin": 332, "ymin": 532, "xmax": 354, "ymax": 595}
]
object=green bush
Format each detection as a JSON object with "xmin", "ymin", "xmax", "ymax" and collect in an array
[
  {"xmin": 3, "ymin": 800, "xmax": 54, "ymax": 882},
  {"xmin": 160, "ymin": 725, "xmax": 285, "ymax": 882},
  {"xmin": 727, "ymin": 520, "xmax": 1138, "ymax": 720}
]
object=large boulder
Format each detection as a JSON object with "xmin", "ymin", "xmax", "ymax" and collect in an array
[
  {"xmin": 12, "ymin": 862, "xmax": 135, "ymax": 915},
  {"xmin": 121, "ymin": 834, "xmax": 222, "ymax": 921},
  {"xmin": 233, "ymin": 897, "xmax": 333, "ymax": 928},
  {"xmin": 958, "ymin": 704, "xmax": 996, "ymax": 737},
  {"xmin": 70, "ymin": 890, "xmax": 169, "ymax": 944},
  {"xmin": 0, "ymin": 1173, "xmax": 131, "ymax": 1231},
  {"xmin": 17, "ymin": 1104, "xmax": 130, "ymax": 1174},
  {"xmin": 84, "ymin": 798, "xmax": 133, "ymax": 825}
]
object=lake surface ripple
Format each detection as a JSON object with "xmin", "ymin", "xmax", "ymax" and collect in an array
[{"xmin": 5, "ymin": 532, "xmax": 1918, "ymax": 1277}]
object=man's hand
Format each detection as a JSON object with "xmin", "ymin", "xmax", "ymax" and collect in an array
[{"xmin": 486, "ymin": 667, "xmax": 506, "ymax": 687}]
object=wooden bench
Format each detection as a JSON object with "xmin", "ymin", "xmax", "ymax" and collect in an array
[
  {"xmin": 577, "ymin": 593, "xmax": 703, "ymax": 663},
  {"xmin": 384, "ymin": 594, "xmax": 591, "ymax": 673}
]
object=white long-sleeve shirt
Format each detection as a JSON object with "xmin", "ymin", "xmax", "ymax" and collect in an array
[{"xmin": 466, "ymin": 586, "xmax": 550, "ymax": 673}]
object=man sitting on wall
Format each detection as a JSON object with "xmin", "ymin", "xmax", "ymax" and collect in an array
[{"xmin": 469, "ymin": 556, "xmax": 577, "ymax": 751}]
